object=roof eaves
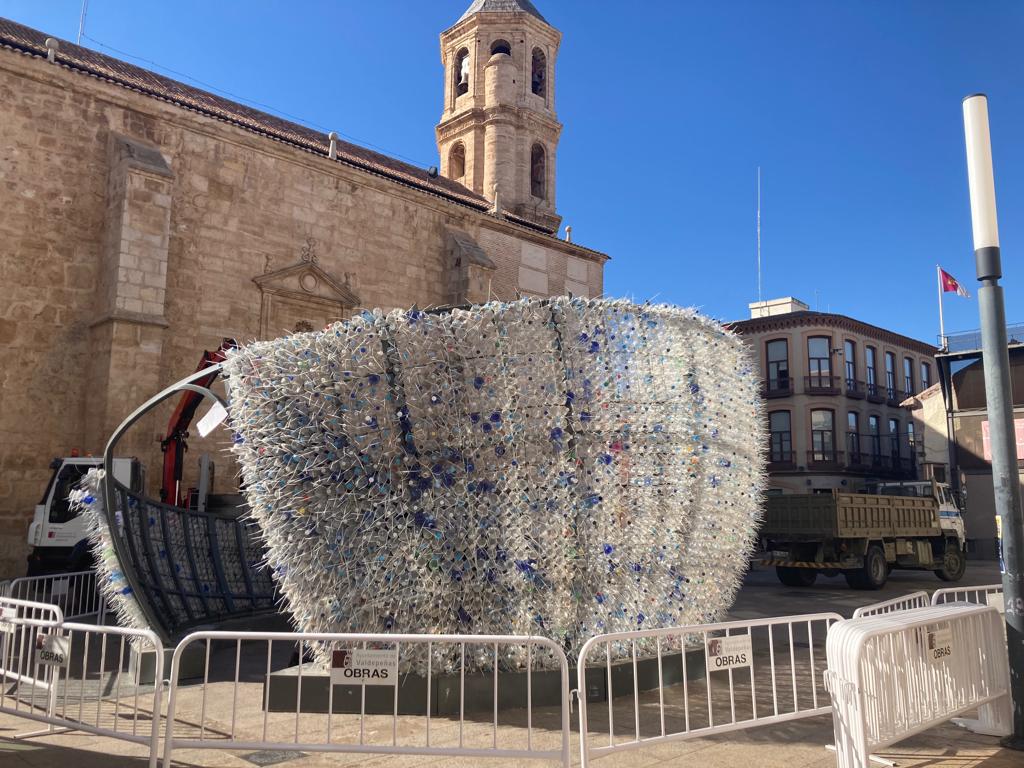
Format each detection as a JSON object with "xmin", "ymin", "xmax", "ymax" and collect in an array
[
  {"xmin": 727, "ymin": 311, "xmax": 936, "ymax": 356},
  {"xmin": 0, "ymin": 16, "xmax": 610, "ymax": 259}
]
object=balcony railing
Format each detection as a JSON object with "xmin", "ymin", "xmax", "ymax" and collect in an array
[
  {"xmin": 807, "ymin": 449, "xmax": 843, "ymax": 469},
  {"xmin": 845, "ymin": 379, "xmax": 866, "ymax": 399},
  {"xmin": 846, "ymin": 449, "xmax": 869, "ymax": 470},
  {"xmin": 882, "ymin": 455, "xmax": 913, "ymax": 474},
  {"xmin": 768, "ymin": 450, "xmax": 796, "ymax": 471},
  {"xmin": 804, "ymin": 375, "xmax": 841, "ymax": 395},
  {"xmin": 846, "ymin": 433, "xmax": 918, "ymax": 479},
  {"xmin": 942, "ymin": 323, "xmax": 1024, "ymax": 353},
  {"xmin": 865, "ymin": 381, "xmax": 885, "ymax": 403},
  {"xmin": 761, "ymin": 447, "xmax": 918, "ymax": 479},
  {"xmin": 763, "ymin": 376, "xmax": 792, "ymax": 398},
  {"xmin": 885, "ymin": 387, "xmax": 906, "ymax": 406}
]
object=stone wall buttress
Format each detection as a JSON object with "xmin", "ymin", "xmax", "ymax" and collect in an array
[{"xmin": 86, "ymin": 133, "xmax": 173, "ymax": 463}]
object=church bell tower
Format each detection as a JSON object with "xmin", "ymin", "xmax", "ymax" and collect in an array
[{"xmin": 436, "ymin": 0, "xmax": 562, "ymax": 233}]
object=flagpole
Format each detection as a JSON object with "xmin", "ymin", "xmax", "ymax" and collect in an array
[{"xmin": 937, "ymin": 265, "xmax": 947, "ymax": 349}]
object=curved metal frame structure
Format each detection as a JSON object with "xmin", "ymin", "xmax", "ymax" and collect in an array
[{"xmin": 100, "ymin": 365, "xmax": 276, "ymax": 641}]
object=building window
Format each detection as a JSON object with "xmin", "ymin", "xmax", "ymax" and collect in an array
[
  {"xmin": 47, "ymin": 463, "xmax": 91, "ymax": 524},
  {"xmin": 810, "ymin": 409, "xmax": 835, "ymax": 463},
  {"xmin": 449, "ymin": 142, "xmax": 466, "ymax": 180},
  {"xmin": 769, "ymin": 411, "xmax": 792, "ymax": 464},
  {"xmin": 908, "ymin": 422, "xmax": 916, "ymax": 457},
  {"xmin": 866, "ymin": 346, "xmax": 878, "ymax": 396},
  {"xmin": 531, "ymin": 47, "xmax": 547, "ymax": 97},
  {"xmin": 921, "ymin": 361, "xmax": 931, "ymax": 390},
  {"xmin": 888, "ymin": 417, "xmax": 900, "ymax": 463},
  {"xmin": 904, "ymin": 357, "xmax": 914, "ymax": 395},
  {"xmin": 844, "ymin": 340, "xmax": 857, "ymax": 389},
  {"xmin": 847, "ymin": 411, "xmax": 860, "ymax": 463},
  {"xmin": 885, "ymin": 352, "xmax": 897, "ymax": 399},
  {"xmin": 530, "ymin": 143, "xmax": 546, "ymax": 199},
  {"xmin": 808, "ymin": 336, "xmax": 832, "ymax": 388},
  {"xmin": 766, "ymin": 339, "xmax": 789, "ymax": 393},
  {"xmin": 868, "ymin": 415, "xmax": 881, "ymax": 464},
  {"xmin": 491, "ymin": 39, "xmax": 511, "ymax": 56},
  {"xmin": 454, "ymin": 48, "xmax": 470, "ymax": 96}
]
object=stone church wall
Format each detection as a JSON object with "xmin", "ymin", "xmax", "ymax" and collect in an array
[{"xmin": 0, "ymin": 48, "xmax": 605, "ymax": 577}]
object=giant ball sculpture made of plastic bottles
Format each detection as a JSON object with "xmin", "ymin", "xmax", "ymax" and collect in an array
[{"xmin": 224, "ymin": 297, "xmax": 765, "ymax": 673}]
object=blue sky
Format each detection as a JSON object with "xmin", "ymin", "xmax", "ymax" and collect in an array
[{"xmin": 6, "ymin": 0, "xmax": 1023, "ymax": 344}]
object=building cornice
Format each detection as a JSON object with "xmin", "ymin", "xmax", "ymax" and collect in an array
[
  {"xmin": 441, "ymin": 13, "xmax": 562, "ymax": 49},
  {"xmin": 727, "ymin": 312, "xmax": 937, "ymax": 357},
  {"xmin": 437, "ymin": 105, "xmax": 561, "ymax": 139}
]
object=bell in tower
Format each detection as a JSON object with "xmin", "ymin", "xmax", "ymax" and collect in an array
[{"xmin": 436, "ymin": 0, "xmax": 563, "ymax": 233}]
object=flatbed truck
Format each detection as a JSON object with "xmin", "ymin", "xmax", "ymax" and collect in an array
[{"xmin": 760, "ymin": 480, "xmax": 966, "ymax": 590}]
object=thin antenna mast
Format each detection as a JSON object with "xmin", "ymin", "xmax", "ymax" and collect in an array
[
  {"xmin": 77, "ymin": 0, "xmax": 89, "ymax": 45},
  {"xmin": 756, "ymin": 166, "xmax": 763, "ymax": 303}
]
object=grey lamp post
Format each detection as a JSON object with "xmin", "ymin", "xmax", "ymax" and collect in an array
[{"xmin": 962, "ymin": 93, "xmax": 1024, "ymax": 749}]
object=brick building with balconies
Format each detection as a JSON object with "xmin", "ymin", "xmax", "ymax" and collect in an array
[{"xmin": 728, "ymin": 298, "xmax": 938, "ymax": 494}]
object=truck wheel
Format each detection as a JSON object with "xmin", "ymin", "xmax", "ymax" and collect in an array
[
  {"xmin": 845, "ymin": 546, "xmax": 888, "ymax": 590},
  {"xmin": 935, "ymin": 545, "xmax": 966, "ymax": 582},
  {"xmin": 776, "ymin": 567, "xmax": 817, "ymax": 587}
]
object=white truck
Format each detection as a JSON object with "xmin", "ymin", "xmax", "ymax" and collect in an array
[{"xmin": 26, "ymin": 456, "xmax": 142, "ymax": 576}]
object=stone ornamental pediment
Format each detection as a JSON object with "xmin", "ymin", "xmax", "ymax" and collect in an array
[
  {"xmin": 253, "ymin": 242, "xmax": 361, "ymax": 339},
  {"xmin": 253, "ymin": 260, "xmax": 360, "ymax": 307}
]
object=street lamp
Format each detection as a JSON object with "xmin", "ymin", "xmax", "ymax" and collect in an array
[{"xmin": 963, "ymin": 93, "xmax": 1024, "ymax": 749}]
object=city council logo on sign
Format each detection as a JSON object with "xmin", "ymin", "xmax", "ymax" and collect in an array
[
  {"xmin": 705, "ymin": 634, "xmax": 753, "ymax": 671},
  {"xmin": 330, "ymin": 648, "xmax": 398, "ymax": 686},
  {"xmin": 34, "ymin": 634, "xmax": 70, "ymax": 668}
]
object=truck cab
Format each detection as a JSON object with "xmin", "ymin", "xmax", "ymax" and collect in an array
[
  {"xmin": 26, "ymin": 457, "xmax": 142, "ymax": 576},
  {"xmin": 872, "ymin": 480, "xmax": 966, "ymax": 548}
]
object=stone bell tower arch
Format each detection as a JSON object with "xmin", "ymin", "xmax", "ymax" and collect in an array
[{"xmin": 436, "ymin": 0, "xmax": 562, "ymax": 233}]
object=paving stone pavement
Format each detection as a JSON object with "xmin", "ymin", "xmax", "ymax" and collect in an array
[
  {"xmin": 1, "ymin": 560, "xmax": 1018, "ymax": 766},
  {"xmin": 1, "ymin": 679, "xmax": 1020, "ymax": 767}
]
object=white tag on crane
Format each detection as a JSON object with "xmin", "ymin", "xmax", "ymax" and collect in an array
[{"xmin": 197, "ymin": 401, "xmax": 228, "ymax": 438}]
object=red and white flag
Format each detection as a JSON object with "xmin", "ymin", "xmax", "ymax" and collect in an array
[{"xmin": 939, "ymin": 268, "xmax": 970, "ymax": 298}]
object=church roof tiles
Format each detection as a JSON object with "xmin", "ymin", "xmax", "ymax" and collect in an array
[
  {"xmin": 0, "ymin": 18, "xmax": 495, "ymax": 214},
  {"xmin": 0, "ymin": 15, "xmax": 603, "ymax": 259}
]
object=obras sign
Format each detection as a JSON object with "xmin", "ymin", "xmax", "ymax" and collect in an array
[
  {"xmin": 330, "ymin": 648, "xmax": 398, "ymax": 686},
  {"xmin": 35, "ymin": 634, "xmax": 70, "ymax": 668}
]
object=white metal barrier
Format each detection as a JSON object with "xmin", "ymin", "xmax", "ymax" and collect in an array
[
  {"xmin": 1, "ymin": 596, "xmax": 66, "ymax": 693},
  {"xmin": 162, "ymin": 630, "xmax": 572, "ymax": 767},
  {"xmin": 932, "ymin": 583, "xmax": 1005, "ymax": 613},
  {"xmin": 0, "ymin": 597, "xmax": 163, "ymax": 768},
  {"xmin": 6, "ymin": 570, "xmax": 103, "ymax": 622},
  {"xmin": 576, "ymin": 612, "xmax": 842, "ymax": 766},
  {"xmin": 825, "ymin": 603, "xmax": 1011, "ymax": 768},
  {"xmin": 852, "ymin": 591, "xmax": 930, "ymax": 619}
]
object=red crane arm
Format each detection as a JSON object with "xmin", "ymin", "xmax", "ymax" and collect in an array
[{"xmin": 159, "ymin": 338, "xmax": 236, "ymax": 506}]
